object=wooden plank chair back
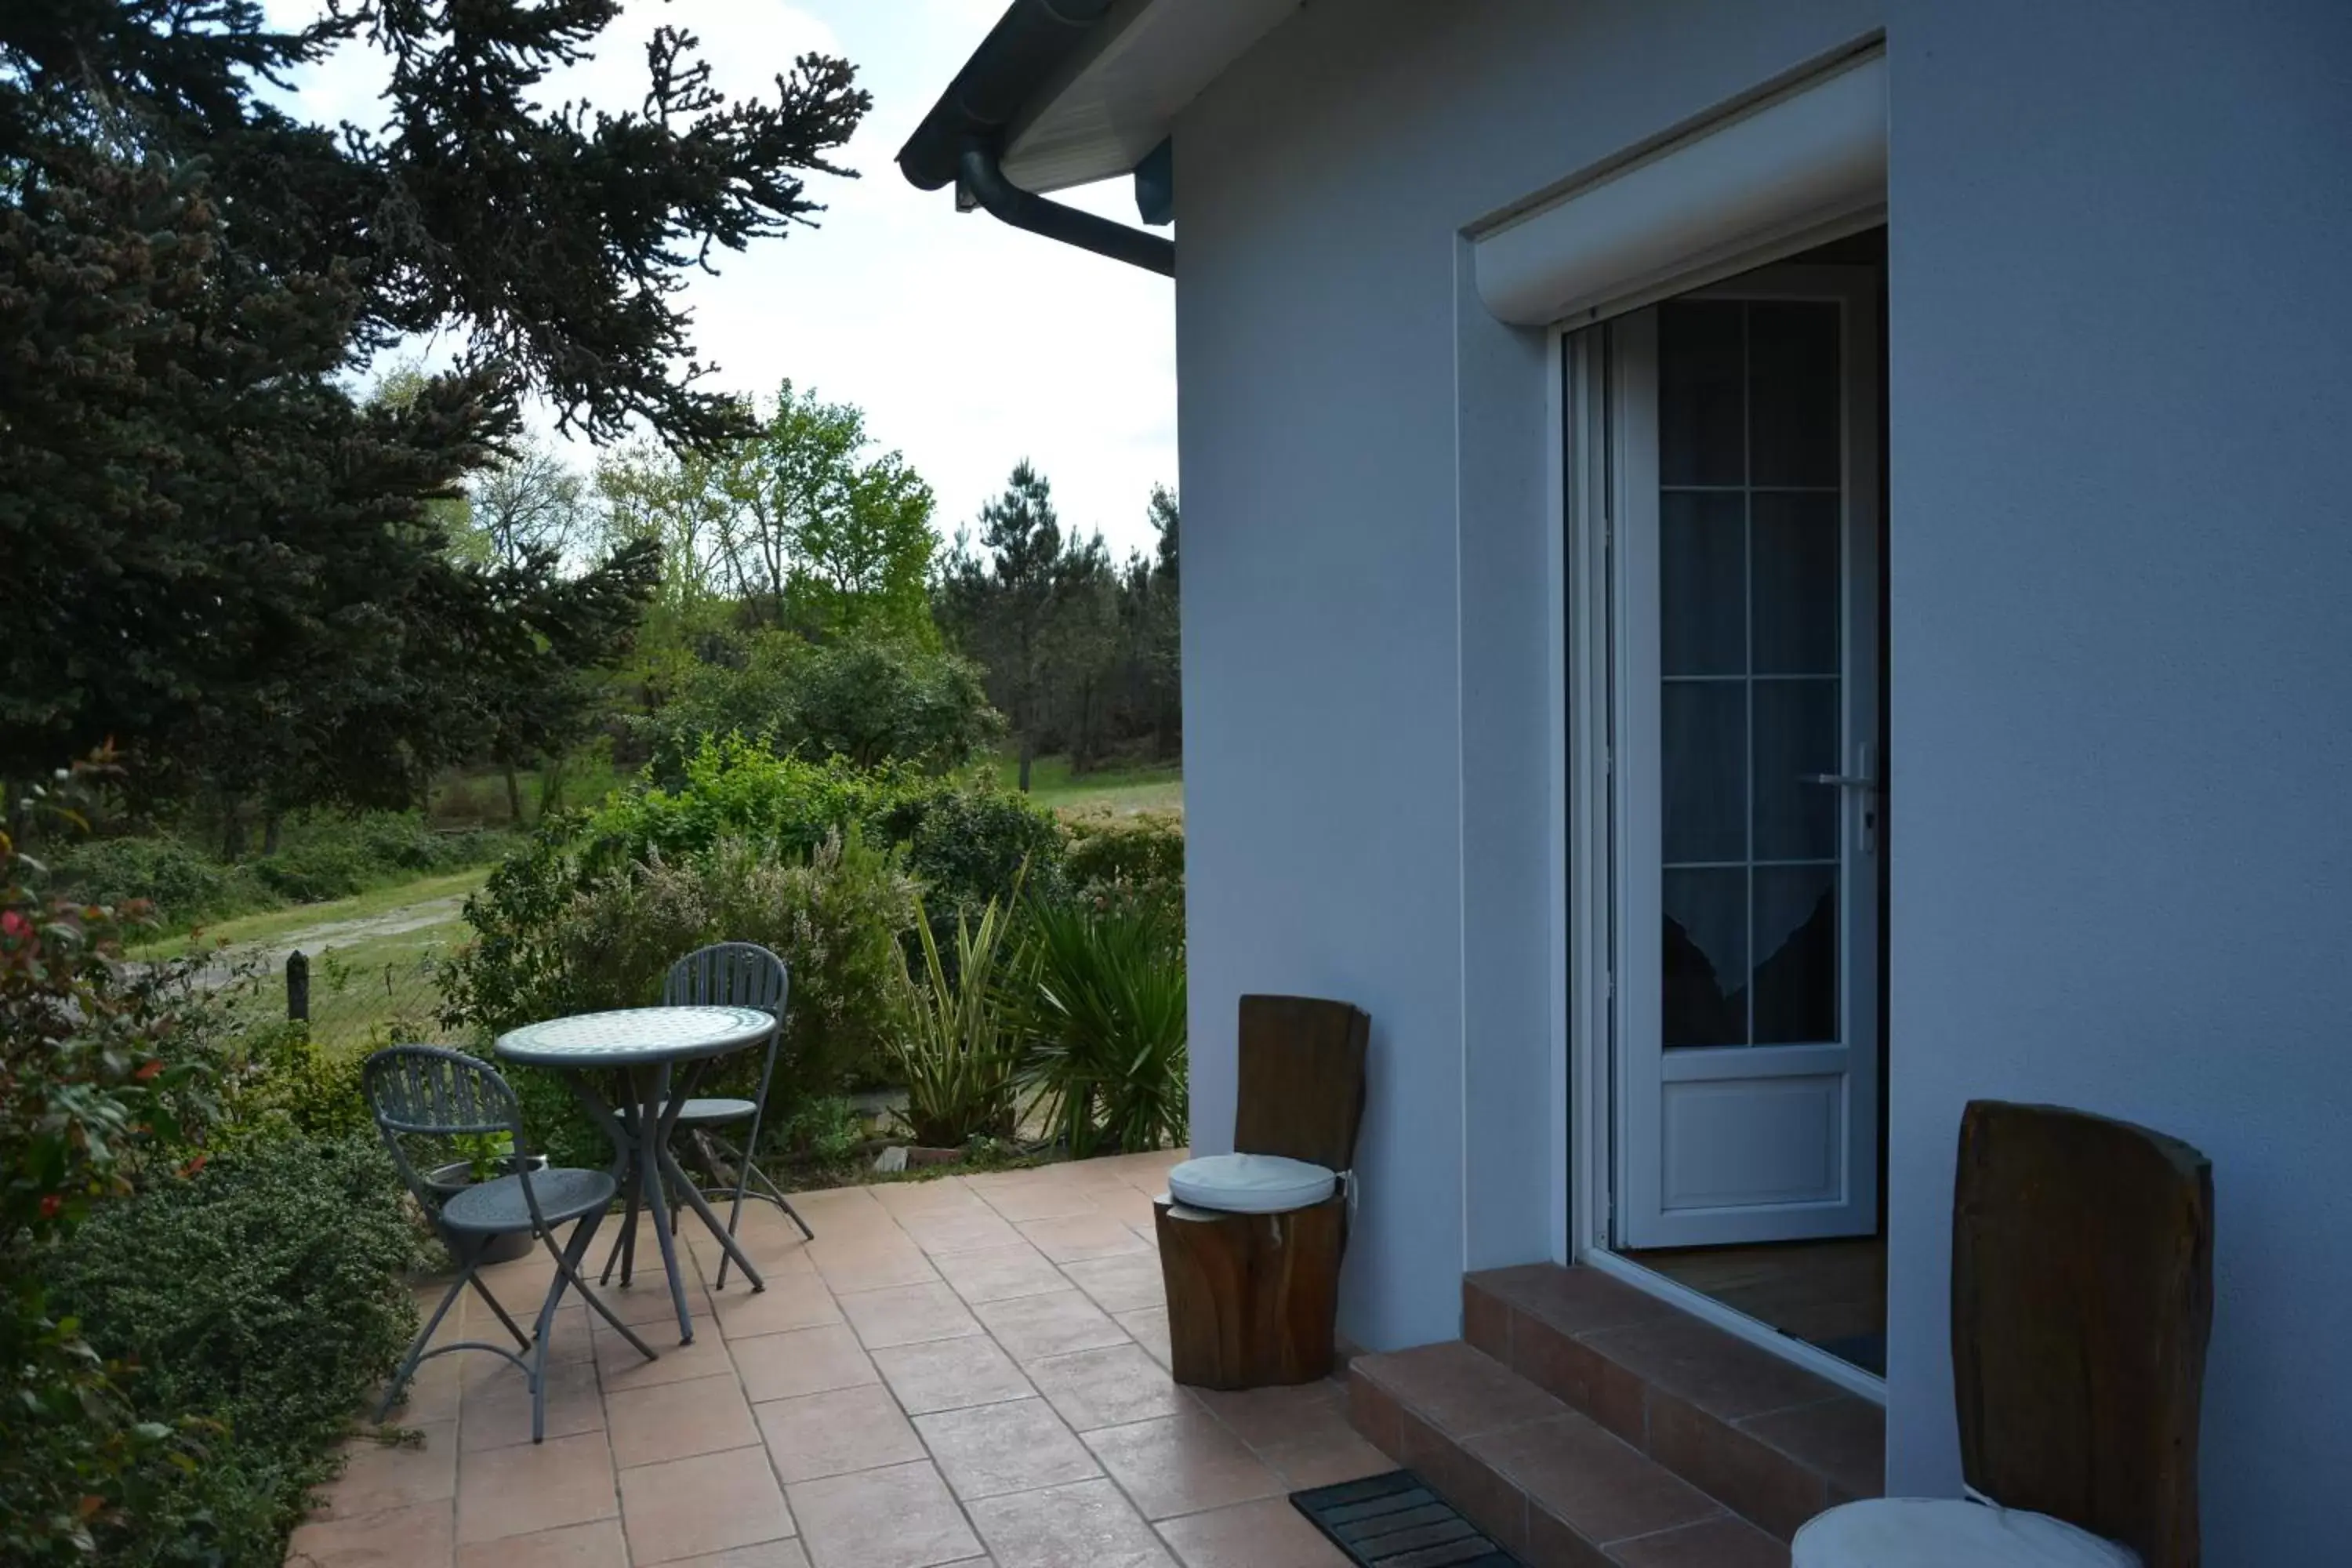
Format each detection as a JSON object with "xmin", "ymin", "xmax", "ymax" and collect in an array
[
  {"xmin": 1233, "ymin": 993, "xmax": 1370, "ymax": 1172},
  {"xmin": 1157, "ymin": 994, "xmax": 1370, "ymax": 1391},
  {"xmin": 1952, "ymin": 1100, "xmax": 2213, "ymax": 1568}
]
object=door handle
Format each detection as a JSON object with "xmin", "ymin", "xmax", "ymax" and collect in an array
[{"xmin": 1803, "ymin": 774, "xmax": 1877, "ymax": 789}]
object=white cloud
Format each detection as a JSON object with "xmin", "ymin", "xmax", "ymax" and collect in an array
[{"xmin": 263, "ymin": 0, "xmax": 1178, "ymax": 559}]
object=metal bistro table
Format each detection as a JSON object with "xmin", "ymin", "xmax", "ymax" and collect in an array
[{"xmin": 496, "ymin": 1005, "xmax": 775, "ymax": 1343}]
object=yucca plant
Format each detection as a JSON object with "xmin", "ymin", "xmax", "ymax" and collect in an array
[
  {"xmin": 889, "ymin": 888, "xmax": 1023, "ymax": 1148},
  {"xmin": 1017, "ymin": 900, "xmax": 1188, "ymax": 1156}
]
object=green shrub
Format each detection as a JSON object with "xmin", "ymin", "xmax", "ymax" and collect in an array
[
  {"xmin": 212, "ymin": 1021, "xmax": 372, "ymax": 1145},
  {"xmin": 888, "ymin": 782, "xmax": 1069, "ymax": 916},
  {"xmin": 2, "ymin": 771, "xmax": 216, "ymax": 1563},
  {"xmin": 49, "ymin": 834, "xmax": 259, "ymax": 925},
  {"xmin": 1062, "ymin": 811, "xmax": 1185, "ymax": 921},
  {"xmin": 1016, "ymin": 899, "xmax": 1189, "ymax": 1156},
  {"xmin": 49, "ymin": 1134, "xmax": 423, "ymax": 1567},
  {"xmin": 891, "ymin": 888, "xmax": 1023, "ymax": 1148},
  {"xmin": 445, "ymin": 830, "xmax": 920, "ymax": 1105}
]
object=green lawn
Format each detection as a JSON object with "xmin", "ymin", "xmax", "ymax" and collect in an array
[
  {"xmin": 137, "ymin": 867, "xmax": 488, "ymax": 1054},
  {"xmin": 989, "ymin": 752, "xmax": 1183, "ymax": 815},
  {"xmin": 132, "ymin": 867, "xmax": 490, "ymax": 960}
]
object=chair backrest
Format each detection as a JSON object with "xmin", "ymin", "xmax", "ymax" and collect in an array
[
  {"xmin": 665, "ymin": 942, "xmax": 789, "ymax": 1017},
  {"xmin": 1233, "ymin": 994, "xmax": 1370, "ymax": 1173},
  {"xmin": 361, "ymin": 1044, "xmax": 533, "ymax": 1213},
  {"xmin": 1951, "ymin": 1100, "xmax": 2213, "ymax": 1568}
]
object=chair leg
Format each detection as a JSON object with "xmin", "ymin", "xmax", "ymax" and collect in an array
[
  {"xmin": 378, "ymin": 1267, "xmax": 468, "ymax": 1423},
  {"xmin": 466, "ymin": 1269, "xmax": 533, "ymax": 1352},
  {"xmin": 553, "ymin": 1207, "xmax": 658, "ymax": 1366},
  {"xmin": 744, "ymin": 1154, "xmax": 815, "ymax": 1242},
  {"xmin": 601, "ymin": 1160, "xmax": 641, "ymax": 1287}
]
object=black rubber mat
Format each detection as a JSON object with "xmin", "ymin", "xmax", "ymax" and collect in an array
[{"xmin": 1290, "ymin": 1471, "xmax": 1523, "ymax": 1566}]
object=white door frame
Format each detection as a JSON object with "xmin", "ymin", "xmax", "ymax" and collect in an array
[{"xmin": 1557, "ymin": 261, "xmax": 1889, "ymax": 1402}]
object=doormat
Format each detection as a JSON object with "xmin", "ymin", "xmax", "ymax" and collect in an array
[{"xmin": 1290, "ymin": 1471, "xmax": 1524, "ymax": 1567}]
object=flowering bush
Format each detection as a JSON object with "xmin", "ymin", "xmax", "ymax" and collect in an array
[{"xmin": 1, "ymin": 761, "xmax": 211, "ymax": 1561}]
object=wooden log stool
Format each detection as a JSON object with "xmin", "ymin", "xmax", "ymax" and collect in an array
[{"xmin": 1155, "ymin": 995, "xmax": 1369, "ymax": 1390}]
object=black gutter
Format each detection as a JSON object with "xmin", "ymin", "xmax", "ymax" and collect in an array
[{"xmin": 898, "ymin": 0, "xmax": 1175, "ymax": 277}]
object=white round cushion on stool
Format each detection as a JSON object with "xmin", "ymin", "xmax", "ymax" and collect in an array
[
  {"xmin": 1794, "ymin": 1498, "xmax": 2140, "ymax": 1568},
  {"xmin": 1166, "ymin": 1152, "xmax": 1337, "ymax": 1214}
]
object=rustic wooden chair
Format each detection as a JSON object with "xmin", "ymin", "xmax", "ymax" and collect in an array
[
  {"xmin": 365, "ymin": 1046, "xmax": 656, "ymax": 1442},
  {"xmin": 1794, "ymin": 1100, "xmax": 2213, "ymax": 1568},
  {"xmin": 1154, "ymin": 994, "xmax": 1370, "ymax": 1389}
]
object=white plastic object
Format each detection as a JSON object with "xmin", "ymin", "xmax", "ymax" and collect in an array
[
  {"xmin": 1165, "ymin": 1152, "xmax": 1338, "ymax": 1214},
  {"xmin": 1792, "ymin": 1498, "xmax": 2140, "ymax": 1568}
]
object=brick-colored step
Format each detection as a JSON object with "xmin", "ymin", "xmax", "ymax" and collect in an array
[
  {"xmin": 1348, "ymin": 1340, "xmax": 1789, "ymax": 1568},
  {"xmin": 1465, "ymin": 1265, "xmax": 1883, "ymax": 1541}
]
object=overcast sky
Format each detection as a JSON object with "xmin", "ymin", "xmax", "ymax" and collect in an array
[{"xmin": 266, "ymin": 0, "xmax": 1178, "ymax": 561}]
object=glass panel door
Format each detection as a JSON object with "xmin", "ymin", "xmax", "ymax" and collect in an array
[{"xmin": 1610, "ymin": 266, "xmax": 1882, "ymax": 1250}]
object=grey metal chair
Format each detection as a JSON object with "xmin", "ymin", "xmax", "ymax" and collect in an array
[
  {"xmin": 601, "ymin": 942, "xmax": 809, "ymax": 1293},
  {"xmin": 365, "ymin": 1045, "xmax": 656, "ymax": 1441}
]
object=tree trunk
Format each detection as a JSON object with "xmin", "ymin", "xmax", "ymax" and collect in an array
[
  {"xmin": 539, "ymin": 757, "xmax": 565, "ymax": 815},
  {"xmin": 1017, "ymin": 732, "xmax": 1034, "ymax": 794},
  {"xmin": 503, "ymin": 763, "xmax": 524, "ymax": 825},
  {"xmin": 220, "ymin": 803, "xmax": 245, "ymax": 862},
  {"xmin": 262, "ymin": 813, "xmax": 283, "ymax": 857}
]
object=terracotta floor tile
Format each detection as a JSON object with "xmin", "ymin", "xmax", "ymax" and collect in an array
[
  {"xmin": 462, "ymin": 1358, "xmax": 606, "ymax": 1453},
  {"xmin": 314, "ymin": 1424, "xmax": 459, "ymax": 1522},
  {"xmin": 1740, "ymin": 1396, "xmax": 1886, "ymax": 1500},
  {"xmin": 787, "ymin": 1460, "xmax": 982, "ymax": 1568},
  {"xmin": 972, "ymin": 1288, "xmax": 1130, "ymax": 1363},
  {"xmin": 732, "ymin": 1323, "xmax": 879, "ymax": 1404},
  {"xmin": 453, "ymin": 1431, "xmax": 617, "ymax": 1544},
  {"xmin": 1016, "ymin": 1214, "xmax": 1152, "ymax": 1264},
  {"xmin": 755, "ymin": 1382, "xmax": 926, "ymax": 1483},
  {"xmin": 1025, "ymin": 1344, "xmax": 1188, "ymax": 1432},
  {"xmin": 286, "ymin": 1498, "xmax": 456, "ymax": 1567},
  {"xmin": 454, "ymin": 1518, "xmax": 626, "ymax": 1567},
  {"xmin": 688, "ymin": 1222, "xmax": 819, "ymax": 1279},
  {"xmin": 1356, "ymin": 1341, "xmax": 1565, "ymax": 1439},
  {"xmin": 839, "ymin": 1282, "xmax": 985, "ymax": 1348},
  {"xmin": 580, "ymin": 1278, "xmax": 718, "ymax": 1330},
  {"xmin": 1606, "ymin": 1514, "xmax": 1791, "ymax": 1568},
  {"xmin": 1466, "ymin": 1412, "xmax": 1719, "ymax": 1544},
  {"xmin": 382, "ymin": 1350, "xmax": 466, "ymax": 1425},
  {"xmin": 869, "ymin": 1177, "xmax": 985, "ymax": 1218},
  {"xmin": 605, "ymin": 1371, "xmax": 760, "ymax": 1470},
  {"xmin": 808, "ymin": 1238, "xmax": 941, "ymax": 1295},
  {"xmin": 965, "ymin": 1177, "xmax": 1103, "ymax": 1224},
  {"xmin": 1088, "ymin": 1185, "xmax": 1165, "ymax": 1231},
  {"xmin": 1056, "ymin": 1253, "xmax": 1164, "ymax": 1314},
  {"xmin": 967, "ymin": 1477, "xmax": 1176, "ymax": 1568},
  {"xmin": 710, "ymin": 1275, "xmax": 846, "ymax": 1341},
  {"xmin": 1255, "ymin": 1428, "xmax": 1395, "ymax": 1491},
  {"xmin": 662, "ymin": 1541, "xmax": 813, "ymax": 1568},
  {"xmin": 873, "ymin": 1334, "xmax": 1036, "ymax": 1415},
  {"xmin": 617, "ymin": 1444, "xmax": 795, "ymax": 1565},
  {"xmin": 782, "ymin": 1185, "xmax": 889, "ymax": 1225},
  {"xmin": 916, "ymin": 1396, "xmax": 1102, "ymax": 1501},
  {"xmin": 1470, "ymin": 1264, "xmax": 1679, "ymax": 1339},
  {"xmin": 898, "ymin": 1207, "xmax": 1025, "ymax": 1256},
  {"xmin": 1112, "ymin": 1307, "xmax": 1174, "ymax": 1370},
  {"xmin": 594, "ymin": 1323, "xmax": 735, "ymax": 1390},
  {"xmin": 1189, "ymin": 1381, "xmax": 1348, "ymax": 1449},
  {"xmin": 931, "ymin": 1244, "xmax": 1069, "ymax": 1306},
  {"xmin": 1578, "ymin": 1315, "xmax": 1841, "ymax": 1423},
  {"xmin": 1081, "ymin": 1410, "xmax": 1284, "ymax": 1522},
  {"xmin": 1156, "ymin": 1497, "xmax": 1352, "ymax": 1567}
]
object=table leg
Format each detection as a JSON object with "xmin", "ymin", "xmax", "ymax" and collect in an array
[
  {"xmin": 637, "ymin": 1062, "xmax": 697, "ymax": 1343},
  {"xmin": 655, "ymin": 1139, "xmax": 768, "ymax": 1293}
]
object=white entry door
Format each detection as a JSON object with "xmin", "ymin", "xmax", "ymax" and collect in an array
[{"xmin": 1611, "ymin": 267, "xmax": 1882, "ymax": 1249}]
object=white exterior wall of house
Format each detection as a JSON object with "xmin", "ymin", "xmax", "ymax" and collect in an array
[{"xmin": 1168, "ymin": 0, "xmax": 2352, "ymax": 1556}]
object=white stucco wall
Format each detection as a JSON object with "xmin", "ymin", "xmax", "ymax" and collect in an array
[
  {"xmin": 1879, "ymin": 2, "xmax": 2352, "ymax": 1549},
  {"xmin": 1172, "ymin": 0, "xmax": 2351, "ymax": 1553},
  {"xmin": 1172, "ymin": 0, "xmax": 1881, "ymax": 1352}
]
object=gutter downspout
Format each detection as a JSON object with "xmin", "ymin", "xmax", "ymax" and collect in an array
[{"xmin": 956, "ymin": 142, "xmax": 1175, "ymax": 278}]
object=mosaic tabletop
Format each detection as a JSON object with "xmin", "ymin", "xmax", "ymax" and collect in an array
[{"xmin": 495, "ymin": 1004, "xmax": 774, "ymax": 1068}]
